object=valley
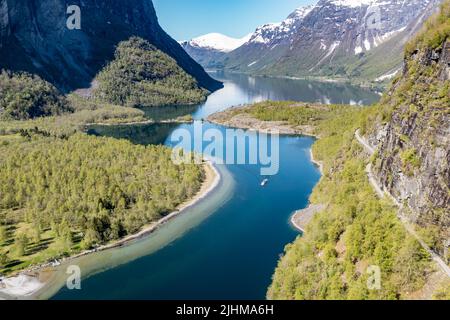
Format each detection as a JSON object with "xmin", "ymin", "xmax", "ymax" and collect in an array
[{"xmin": 0, "ymin": 0, "xmax": 448, "ymax": 302}]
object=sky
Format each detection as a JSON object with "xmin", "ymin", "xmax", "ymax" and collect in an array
[{"xmin": 153, "ymin": 0, "xmax": 316, "ymax": 41}]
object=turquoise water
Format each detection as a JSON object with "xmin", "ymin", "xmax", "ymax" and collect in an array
[{"xmin": 52, "ymin": 73, "xmax": 379, "ymax": 299}]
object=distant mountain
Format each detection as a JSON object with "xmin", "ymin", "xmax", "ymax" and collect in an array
[
  {"xmin": 0, "ymin": 0, "xmax": 222, "ymax": 92},
  {"xmin": 180, "ymin": 33, "xmax": 251, "ymax": 69},
  {"xmin": 223, "ymin": 0, "xmax": 442, "ymax": 84}
]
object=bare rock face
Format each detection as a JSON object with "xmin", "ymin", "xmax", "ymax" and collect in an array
[
  {"xmin": 0, "ymin": 0, "xmax": 222, "ymax": 92},
  {"xmin": 369, "ymin": 41, "xmax": 450, "ymax": 258}
]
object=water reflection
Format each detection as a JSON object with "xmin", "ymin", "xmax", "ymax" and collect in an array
[
  {"xmin": 87, "ymin": 123, "xmax": 179, "ymax": 145},
  {"xmin": 140, "ymin": 104, "xmax": 197, "ymax": 122},
  {"xmin": 191, "ymin": 71, "xmax": 380, "ymax": 119}
]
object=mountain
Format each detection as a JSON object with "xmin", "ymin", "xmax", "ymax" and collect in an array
[
  {"xmin": 180, "ymin": 33, "xmax": 251, "ymax": 69},
  {"xmin": 223, "ymin": 0, "xmax": 442, "ymax": 84},
  {"xmin": 268, "ymin": 1, "xmax": 450, "ymax": 299},
  {"xmin": 0, "ymin": 0, "xmax": 222, "ymax": 92},
  {"xmin": 366, "ymin": 4, "xmax": 450, "ymax": 258}
]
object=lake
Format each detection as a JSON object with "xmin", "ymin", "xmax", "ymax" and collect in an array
[{"xmin": 51, "ymin": 72, "xmax": 379, "ymax": 299}]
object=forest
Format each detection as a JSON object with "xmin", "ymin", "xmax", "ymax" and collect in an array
[
  {"xmin": 0, "ymin": 38, "xmax": 209, "ymax": 274},
  {"xmin": 0, "ymin": 133, "xmax": 204, "ymax": 274},
  {"xmin": 0, "ymin": 71, "xmax": 72, "ymax": 121},
  {"xmin": 229, "ymin": 100, "xmax": 434, "ymax": 299},
  {"xmin": 94, "ymin": 37, "xmax": 208, "ymax": 108}
]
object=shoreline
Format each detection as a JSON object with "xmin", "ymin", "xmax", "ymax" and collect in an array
[
  {"xmin": 0, "ymin": 160, "xmax": 221, "ymax": 300},
  {"xmin": 207, "ymin": 70, "xmax": 386, "ymax": 90},
  {"xmin": 309, "ymin": 149, "xmax": 324, "ymax": 175},
  {"xmin": 83, "ymin": 118, "xmax": 193, "ymax": 127},
  {"xmin": 290, "ymin": 204, "xmax": 327, "ymax": 233},
  {"xmin": 208, "ymin": 109, "xmax": 327, "ymax": 234},
  {"xmin": 207, "ymin": 106, "xmax": 317, "ymax": 138}
]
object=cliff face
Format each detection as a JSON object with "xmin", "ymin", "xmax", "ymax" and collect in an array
[
  {"xmin": 368, "ymin": 32, "xmax": 450, "ymax": 256},
  {"xmin": 0, "ymin": 0, "xmax": 222, "ymax": 92}
]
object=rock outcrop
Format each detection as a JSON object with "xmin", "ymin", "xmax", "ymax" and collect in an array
[
  {"xmin": 368, "ymin": 29, "xmax": 449, "ymax": 258},
  {"xmin": 0, "ymin": 0, "xmax": 222, "ymax": 92}
]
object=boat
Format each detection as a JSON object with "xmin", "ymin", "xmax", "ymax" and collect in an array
[{"xmin": 261, "ymin": 179, "xmax": 269, "ymax": 187}]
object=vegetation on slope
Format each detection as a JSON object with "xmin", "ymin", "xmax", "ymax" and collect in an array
[
  {"xmin": 94, "ymin": 37, "xmax": 208, "ymax": 108},
  {"xmin": 243, "ymin": 101, "xmax": 358, "ymax": 135},
  {"xmin": 0, "ymin": 133, "xmax": 203, "ymax": 274},
  {"xmin": 363, "ymin": 0, "xmax": 450, "ymax": 258},
  {"xmin": 230, "ymin": 101, "xmax": 432, "ymax": 299},
  {"xmin": 266, "ymin": 2, "xmax": 450, "ymax": 299},
  {"xmin": 0, "ymin": 71, "xmax": 72, "ymax": 120},
  {"xmin": 405, "ymin": 0, "xmax": 450, "ymax": 55}
]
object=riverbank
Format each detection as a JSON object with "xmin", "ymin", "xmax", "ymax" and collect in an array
[
  {"xmin": 290, "ymin": 204, "xmax": 327, "ymax": 233},
  {"xmin": 208, "ymin": 105, "xmax": 327, "ymax": 234},
  {"xmin": 0, "ymin": 160, "xmax": 220, "ymax": 300},
  {"xmin": 84, "ymin": 116, "xmax": 194, "ymax": 127}
]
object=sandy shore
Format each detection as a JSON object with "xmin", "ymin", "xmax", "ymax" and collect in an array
[
  {"xmin": 290, "ymin": 204, "xmax": 326, "ymax": 233},
  {"xmin": 0, "ymin": 160, "xmax": 220, "ymax": 300}
]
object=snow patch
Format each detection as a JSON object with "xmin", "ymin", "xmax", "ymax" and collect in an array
[
  {"xmin": 185, "ymin": 33, "xmax": 251, "ymax": 52},
  {"xmin": 331, "ymin": 0, "xmax": 376, "ymax": 7}
]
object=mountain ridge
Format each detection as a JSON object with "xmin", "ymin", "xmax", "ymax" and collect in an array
[
  {"xmin": 216, "ymin": 0, "xmax": 442, "ymax": 84},
  {"xmin": 0, "ymin": 0, "xmax": 222, "ymax": 92}
]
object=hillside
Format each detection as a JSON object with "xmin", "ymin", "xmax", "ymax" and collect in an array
[
  {"xmin": 0, "ymin": 0, "xmax": 221, "ymax": 92},
  {"xmin": 268, "ymin": 0, "xmax": 450, "ymax": 299},
  {"xmin": 94, "ymin": 37, "xmax": 208, "ymax": 108},
  {"xmin": 365, "ymin": 1, "xmax": 450, "ymax": 260},
  {"xmin": 0, "ymin": 71, "xmax": 72, "ymax": 120}
]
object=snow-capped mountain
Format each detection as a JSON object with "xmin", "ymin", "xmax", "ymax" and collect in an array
[
  {"xmin": 246, "ymin": 5, "xmax": 314, "ymax": 46},
  {"xmin": 180, "ymin": 33, "xmax": 251, "ymax": 68},
  {"xmin": 182, "ymin": 33, "xmax": 251, "ymax": 53},
  {"xmin": 223, "ymin": 0, "xmax": 442, "ymax": 83}
]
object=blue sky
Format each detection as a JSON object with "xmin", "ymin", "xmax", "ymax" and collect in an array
[{"xmin": 153, "ymin": 0, "xmax": 316, "ymax": 41}]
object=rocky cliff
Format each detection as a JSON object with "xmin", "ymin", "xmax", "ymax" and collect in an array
[
  {"xmin": 366, "ymin": 6, "xmax": 450, "ymax": 258},
  {"xmin": 0, "ymin": 0, "xmax": 222, "ymax": 92}
]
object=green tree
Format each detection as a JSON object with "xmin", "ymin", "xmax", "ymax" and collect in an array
[
  {"xmin": 0, "ymin": 225, "xmax": 6, "ymax": 244},
  {"xmin": 13, "ymin": 233, "xmax": 29, "ymax": 257}
]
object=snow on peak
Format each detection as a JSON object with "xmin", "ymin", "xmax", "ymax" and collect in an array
[
  {"xmin": 288, "ymin": 5, "xmax": 315, "ymax": 20},
  {"xmin": 329, "ymin": 0, "xmax": 378, "ymax": 7},
  {"xmin": 186, "ymin": 33, "xmax": 252, "ymax": 52},
  {"xmin": 248, "ymin": 5, "xmax": 315, "ymax": 45}
]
